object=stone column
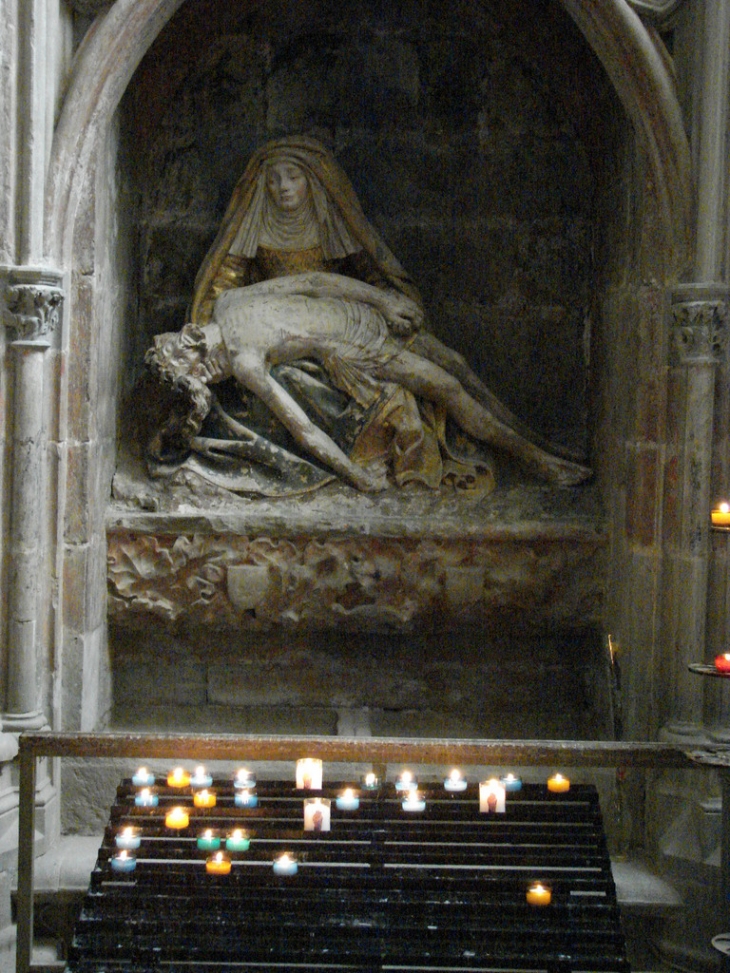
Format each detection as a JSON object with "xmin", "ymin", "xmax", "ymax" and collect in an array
[
  {"xmin": 2, "ymin": 267, "xmax": 63, "ymax": 732},
  {"xmin": 661, "ymin": 286, "xmax": 727, "ymax": 739}
]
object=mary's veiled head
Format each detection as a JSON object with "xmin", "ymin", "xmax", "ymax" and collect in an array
[{"xmin": 191, "ymin": 135, "xmax": 421, "ymax": 324}]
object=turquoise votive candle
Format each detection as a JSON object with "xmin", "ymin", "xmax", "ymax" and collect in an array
[
  {"xmin": 197, "ymin": 829, "xmax": 221, "ymax": 851},
  {"xmin": 225, "ymin": 829, "xmax": 251, "ymax": 852},
  {"xmin": 500, "ymin": 774, "xmax": 523, "ymax": 792}
]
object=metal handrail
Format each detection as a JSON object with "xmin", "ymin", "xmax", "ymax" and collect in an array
[{"xmin": 14, "ymin": 731, "xmax": 713, "ymax": 973}]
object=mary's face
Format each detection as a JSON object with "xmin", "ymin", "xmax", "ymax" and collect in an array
[{"xmin": 266, "ymin": 161, "xmax": 309, "ymax": 212}]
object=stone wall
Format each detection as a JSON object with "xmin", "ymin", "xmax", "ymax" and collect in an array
[{"xmin": 123, "ymin": 0, "xmax": 613, "ymax": 455}]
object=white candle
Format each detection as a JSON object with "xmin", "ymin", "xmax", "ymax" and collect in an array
[
  {"xmin": 110, "ymin": 850, "xmax": 137, "ymax": 873},
  {"xmin": 115, "ymin": 827, "xmax": 141, "ymax": 850},
  {"xmin": 479, "ymin": 778, "xmax": 506, "ymax": 813},
  {"xmin": 336, "ymin": 788, "xmax": 360, "ymax": 811},
  {"xmin": 395, "ymin": 770, "xmax": 417, "ymax": 792},
  {"xmin": 303, "ymin": 798, "xmax": 331, "ymax": 831},
  {"xmin": 234, "ymin": 768, "xmax": 257, "ymax": 789},
  {"xmin": 402, "ymin": 790, "xmax": 426, "ymax": 812},
  {"xmin": 132, "ymin": 767, "xmax": 155, "ymax": 787},
  {"xmin": 296, "ymin": 758, "xmax": 323, "ymax": 789},
  {"xmin": 134, "ymin": 788, "xmax": 158, "ymax": 807},
  {"xmin": 190, "ymin": 765, "xmax": 213, "ymax": 789},
  {"xmin": 234, "ymin": 788, "xmax": 258, "ymax": 808},
  {"xmin": 444, "ymin": 769, "xmax": 467, "ymax": 792},
  {"xmin": 273, "ymin": 853, "xmax": 298, "ymax": 876}
]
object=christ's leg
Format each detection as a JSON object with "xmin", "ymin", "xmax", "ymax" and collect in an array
[{"xmin": 379, "ymin": 350, "xmax": 591, "ymax": 486}]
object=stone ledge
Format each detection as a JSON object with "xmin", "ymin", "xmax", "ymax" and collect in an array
[
  {"xmin": 611, "ymin": 858, "xmax": 683, "ymax": 915},
  {"xmin": 106, "ymin": 485, "xmax": 606, "ymax": 634}
]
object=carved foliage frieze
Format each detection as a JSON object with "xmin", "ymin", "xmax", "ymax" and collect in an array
[{"xmin": 107, "ymin": 531, "xmax": 604, "ymax": 633}]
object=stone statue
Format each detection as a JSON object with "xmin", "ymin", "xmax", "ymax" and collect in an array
[{"xmin": 145, "ymin": 136, "xmax": 591, "ymax": 496}]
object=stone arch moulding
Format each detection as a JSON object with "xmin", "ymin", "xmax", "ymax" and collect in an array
[{"xmin": 45, "ymin": 0, "xmax": 692, "ymax": 271}]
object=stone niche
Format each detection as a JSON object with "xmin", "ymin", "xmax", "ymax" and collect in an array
[{"xmin": 108, "ymin": 0, "xmax": 623, "ymax": 739}]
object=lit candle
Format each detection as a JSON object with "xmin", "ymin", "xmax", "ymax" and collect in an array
[
  {"xmin": 336, "ymin": 788, "xmax": 360, "ymax": 811},
  {"xmin": 197, "ymin": 829, "xmax": 221, "ymax": 851},
  {"xmin": 295, "ymin": 758, "xmax": 323, "ymax": 790},
  {"xmin": 164, "ymin": 806, "xmax": 190, "ymax": 830},
  {"xmin": 304, "ymin": 798, "xmax": 331, "ymax": 831},
  {"xmin": 233, "ymin": 768, "xmax": 257, "ymax": 789},
  {"xmin": 444, "ymin": 769, "xmax": 467, "ymax": 792},
  {"xmin": 190, "ymin": 765, "xmax": 213, "ymax": 789},
  {"xmin": 225, "ymin": 829, "xmax": 251, "ymax": 852},
  {"xmin": 500, "ymin": 773, "xmax": 523, "ymax": 792},
  {"xmin": 395, "ymin": 770, "xmax": 417, "ymax": 792},
  {"xmin": 205, "ymin": 851, "xmax": 232, "ymax": 875},
  {"xmin": 712, "ymin": 502, "xmax": 730, "ymax": 527},
  {"xmin": 402, "ymin": 790, "xmax": 426, "ymax": 812},
  {"xmin": 273, "ymin": 853, "xmax": 298, "ymax": 876},
  {"xmin": 167, "ymin": 767, "xmax": 191, "ymax": 788},
  {"xmin": 115, "ymin": 827, "xmax": 141, "ymax": 851},
  {"xmin": 479, "ymin": 778, "xmax": 506, "ymax": 813},
  {"xmin": 547, "ymin": 774, "xmax": 571, "ymax": 793},
  {"xmin": 362, "ymin": 772, "xmax": 380, "ymax": 790},
  {"xmin": 526, "ymin": 883, "xmax": 552, "ymax": 906},
  {"xmin": 134, "ymin": 788, "xmax": 158, "ymax": 808},
  {"xmin": 110, "ymin": 850, "xmax": 137, "ymax": 873},
  {"xmin": 193, "ymin": 789, "xmax": 217, "ymax": 809},
  {"xmin": 132, "ymin": 767, "xmax": 155, "ymax": 787},
  {"xmin": 715, "ymin": 654, "xmax": 730, "ymax": 673},
  {"xmin": 234, "ymin": 788, "xmax": 258, "ymax": 808}
]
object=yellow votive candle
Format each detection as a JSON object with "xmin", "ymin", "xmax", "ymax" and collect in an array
[
  {"xmin": 712, "ymin": 502, "xmax": 730, "ymax": 526},
  {"xmin": 193, "ymin": 789, "xmax": 216, "ymax": 808},
  {"xmin": 167, "ymin": 767, "xmax": 191, "ymax": 788},
  {"xmin": 165, "ymin": 806, "xmax": 190, "ymax": 830}
]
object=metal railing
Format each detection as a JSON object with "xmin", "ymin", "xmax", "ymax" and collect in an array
[{"xmin": 14, "ymin": 731, "xmax": 722, "ymax": 973}]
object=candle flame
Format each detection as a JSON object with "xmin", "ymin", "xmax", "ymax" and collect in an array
[
  {"xmin": 365, "ymin": 773, "xmax": 376, "ymax": 785},
  {"xmin": 449, "ymin": 769, "xmax": 462, "ymax": 781}
]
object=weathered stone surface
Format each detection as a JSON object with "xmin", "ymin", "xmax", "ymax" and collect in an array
[{"xmin": 107, "ymin": 486, "xmax": 606, "ymax": 633}]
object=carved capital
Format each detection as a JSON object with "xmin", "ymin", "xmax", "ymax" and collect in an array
[
  {"xmin": 3, "ymin": 269, "xmax": 64, "ymax": 345},
  {"xmin": 671, "ymin": 298, "xmax": 727, "ymax": 366}
]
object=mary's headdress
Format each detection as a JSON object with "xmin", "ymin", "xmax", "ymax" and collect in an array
[{"xmin": 191, "ymin": 135, "xmax": 421, "ymax": 323}]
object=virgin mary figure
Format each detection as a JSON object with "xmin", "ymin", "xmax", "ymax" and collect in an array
[{"xmin": 145, "ymin": 135, "xmax": 590, "ymax": 496}]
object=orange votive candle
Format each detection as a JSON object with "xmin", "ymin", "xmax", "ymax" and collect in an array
[
  {"xmin": 526, "ymin": 883, "xmax": 552, "ymax": 906},
  {"xmin": 205, "ymin": 851, "xmax": 232, "ymax": 875},
  {"xmin": 547, "ymin": 774, "xmax": 570, "ymax": 793}
]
